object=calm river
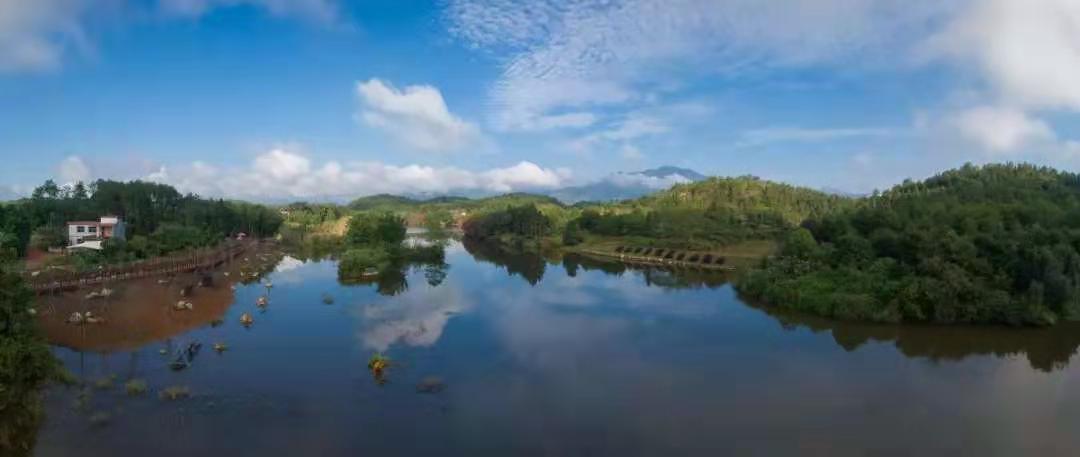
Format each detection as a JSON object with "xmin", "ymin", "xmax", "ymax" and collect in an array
[{"xmin": 28, "ymin": 239, "xmax": 1080, "ymax": 456}]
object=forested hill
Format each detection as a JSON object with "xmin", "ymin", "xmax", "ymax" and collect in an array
[
  {"xmin": 739, "ymin": 163, "xmax": 1080, "ymax": 326},
  {"xmin": 347, "ymin": 192, "xmax": 560, "ymax": 213},
  {"xmin": 632, "ymin": 176, "xmax": 853, "ymax": 225}
]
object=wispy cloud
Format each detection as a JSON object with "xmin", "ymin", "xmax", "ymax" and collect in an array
[
  {"xmin": 0, "ymin": 0, "xmax": 91, "ymax": 72},
  {"xmin": 736, "ymin": 127, "xmax": 895, "ymax": 148},
  {"xmin": 447, "ymin": 0, "xmax": 947, "ymax": 132},
  {"xmin": 0, "ymin": 0, "xmax": 342, "ymax": 72}
]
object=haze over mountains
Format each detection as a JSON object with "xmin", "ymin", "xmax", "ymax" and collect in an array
[
  {"xmin": 391, "ymin": 166, "xmax": 707, "ymax": 205},
  {"xmin": 548, "ymin": 166, "xmax": 707, "ymax": 203}
]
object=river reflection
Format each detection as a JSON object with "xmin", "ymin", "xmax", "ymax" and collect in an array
[{"xmin": 25, "ymin": 240, "xmax": 1080, "ymax": 456}]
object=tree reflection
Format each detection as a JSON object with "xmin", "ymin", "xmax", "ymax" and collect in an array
[
  {"xmin": 462, "ymin": 238, "xmax": 547, "ymax": 285},
  {"xmin": 751, "ymin": 298, "xmax": 1080, "ymax": 372},
  {"xmin": 337, "ymin": 243, "xmax": 449, "ymax": 296},
  {"xmin": 561, "ymin": 254, "xmax": 731, "ymax": 290}
]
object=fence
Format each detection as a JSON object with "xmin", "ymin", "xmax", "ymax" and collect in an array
[
  {"xmin": 27, "ymin": 241, "xmax": 252, "ymax": 294},
  {"xmin": 573, "ymin": 247, "xmax": 736, "ymax": 271}
]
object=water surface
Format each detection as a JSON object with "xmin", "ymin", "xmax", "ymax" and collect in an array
[{"xmin": 30, "ymin": 240, "xmax": 1080, "ymax": 456}]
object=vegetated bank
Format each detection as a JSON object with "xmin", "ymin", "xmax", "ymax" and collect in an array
[
  {"xmin": 284, "ymin": 163, "xmax": 1080, "ymax": 327},
  {"xmin": 739, "ymin": 163, "xmax": 1080, "ymax": 326},
  {"xmin": 0, "ymin": 269, "xmax": 64, "ymax": 456},
  {"xmin": 462, "ymin": 176, "xmax": 849, "ymax": 269},
  {"xmin": 0, "ymin": 179, "xmax": 282, "ymax": 272}
]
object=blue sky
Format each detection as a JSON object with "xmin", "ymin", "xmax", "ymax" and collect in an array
[{"xmin": 2, "ymin": 0, "xmax": 1080, "ymax": 201}]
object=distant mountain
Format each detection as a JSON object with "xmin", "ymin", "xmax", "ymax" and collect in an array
[
  {"xmin": 548, "ymin": 166, "xmax": 708, "ymax": 203},
  {"xmin": 347, "ymin": 192, "xmax": 559, "ymax": 212}
]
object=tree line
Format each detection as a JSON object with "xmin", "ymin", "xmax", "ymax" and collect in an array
[
  {"xmin": 0, "ymin": 179, "xmax": 282, "ymax": 264},
  {"xmin": 739, "ymin": 163, "xmax": 1080, "ymax": 326}
]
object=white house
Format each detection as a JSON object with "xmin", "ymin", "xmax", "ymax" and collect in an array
[{"xmin": 67, "ymin": 216, "xmax": 126, "ymax": 247}]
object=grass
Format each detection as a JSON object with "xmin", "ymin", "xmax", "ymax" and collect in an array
[
  {"xmin": 158, "ymin": 385, "xmax": 191, "ymax": 401},
  {"xmin": 124, "ymin": 379, "xmax": 148, "ymax": 396}
]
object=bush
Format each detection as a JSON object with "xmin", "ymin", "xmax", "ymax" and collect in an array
[{"xmin": 346, "ymin": 213, "xmax": 406, "ymax": 247}]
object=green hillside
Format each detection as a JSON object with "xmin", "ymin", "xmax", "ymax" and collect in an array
[
  {"xmin": 739, "ymin": 163, "xmax": 1080, "ymax": 326},
  {"xmin": 563, "ymin": 176, "xmax": 851, "ymax": 248}
]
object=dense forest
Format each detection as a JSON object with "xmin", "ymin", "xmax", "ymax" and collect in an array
[
  {"xmin": 571, "ymin": 176, "xmax": 851, "ymax": 247},
  {"xmin": 461, "ymin": 176, "xmax": 847, "ymax": 250},
  {"xmin": 0, "ymin": 179, "xmax": 282, "ymax": 265},
  {"xmin": 739, "ymin": 164, "xmax": 1080, "ymax": 326}
]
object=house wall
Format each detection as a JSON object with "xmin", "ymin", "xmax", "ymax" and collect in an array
[{"xmin": 67, "ymin": 224, "xmax": 99, "ymax": 246}]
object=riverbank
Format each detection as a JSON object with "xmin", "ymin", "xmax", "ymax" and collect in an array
[{"xmin": 565, "ymin": 237, "xmax": 776, "ymax": 270}]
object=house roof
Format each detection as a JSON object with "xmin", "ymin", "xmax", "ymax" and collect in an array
[{"xmin": 67, "ymin": 221, "xmax": 101, "ymax": 226}]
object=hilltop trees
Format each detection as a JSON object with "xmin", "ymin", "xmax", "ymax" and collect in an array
[
  {"xmin": 462, "ymin": 204, "xmax": 554, "ymax": 241},
  {"xmin": 739, "ymin": 163, "xmax": 1080, "ymax": 326},
  {"xmin": 345, "ymin": 213, "xmax": 407, "ymax": 247},
  {"xmin": 557, "ymin": 177, "xmax": 849, "ymax": 248}
]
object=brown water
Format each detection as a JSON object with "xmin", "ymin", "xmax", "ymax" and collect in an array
[{"xmin": 24, "ymin": 240, "xmax": 1080, "ymax": 456}]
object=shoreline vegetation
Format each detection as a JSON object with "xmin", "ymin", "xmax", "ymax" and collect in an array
[
  {"xmin": 281, "ymin": 162, "xmax": 1080, "ymax": 327},
  {"xmin": 0, "ymin": 179, "xmax": 283, "ymax": 456},
  {"xmin": 1, "ymin": 162, "xmax": 1078, "ymax": 452}
]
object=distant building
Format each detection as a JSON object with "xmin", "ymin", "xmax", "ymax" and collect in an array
[{"xmin": 67, "ymin": 216, "xmax": 126, "ymax": 247}]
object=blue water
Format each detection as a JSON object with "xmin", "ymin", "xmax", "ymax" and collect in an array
[{"xmin": 32, "ymin": 241, "xmax": 1080, "ymax": 456}]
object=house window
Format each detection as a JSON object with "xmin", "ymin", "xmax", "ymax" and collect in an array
[
  {"xmin": 88, "ymin": 226, "xmax": 97, "ymax": 233},
  {"xmin": 76, "ymin": 226, "xmax": 85, "ymax": 233}
]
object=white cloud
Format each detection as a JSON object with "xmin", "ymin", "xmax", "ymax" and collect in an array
[
  {"xmin": 356, "ymin": 78, "xmax": 482, "ymax": 153},
  {"xmin": 141, "ymin": 147, "xmax": 569, "ymax": 200},
  {"xmin": 358, "ymin": 282, "xmax": 469, "ymax": 351},
  {"xmin": 950, "ymin": 105, "xmax": 1055, "ymax": 154},
  {"xmin": 57, "ymin": 155, "xmax": 92, "ymax": 183},
  {"xmin": 926, "ymin": 0, "xmax": 1080, "ymax": 112},
  {"xmin": 448, "ymin": 0, "xmax": 948, "ymax": 131},
  {"xmin": 0, "ymin": 0, "xmax": 339, "ymax": 72},
  {"xmin": 0, "ymin": 0, "xmax": 90, "ymax": 72},
  {"xmin": 481, "ymin": 161, "xmax": 568, "ymax": 192},
  {"xmin": 737, "ymin": 127, "xmax": 894, "ymax": 148}
]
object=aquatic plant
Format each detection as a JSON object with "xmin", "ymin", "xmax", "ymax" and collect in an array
[
  {"xmin": 321, "ymin": 293, "xmax": 334, "ymax": 304},
  {"xmin": 367, "ymin": 353, "xmax": 390, "ymax": 373},
  {"xmin": 124, "ymin": 379, "xmax": 148, "ymax": 396},
  {"xmin": 158, "ymin": 386, "xmax": 191, "ymax": 401}
]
